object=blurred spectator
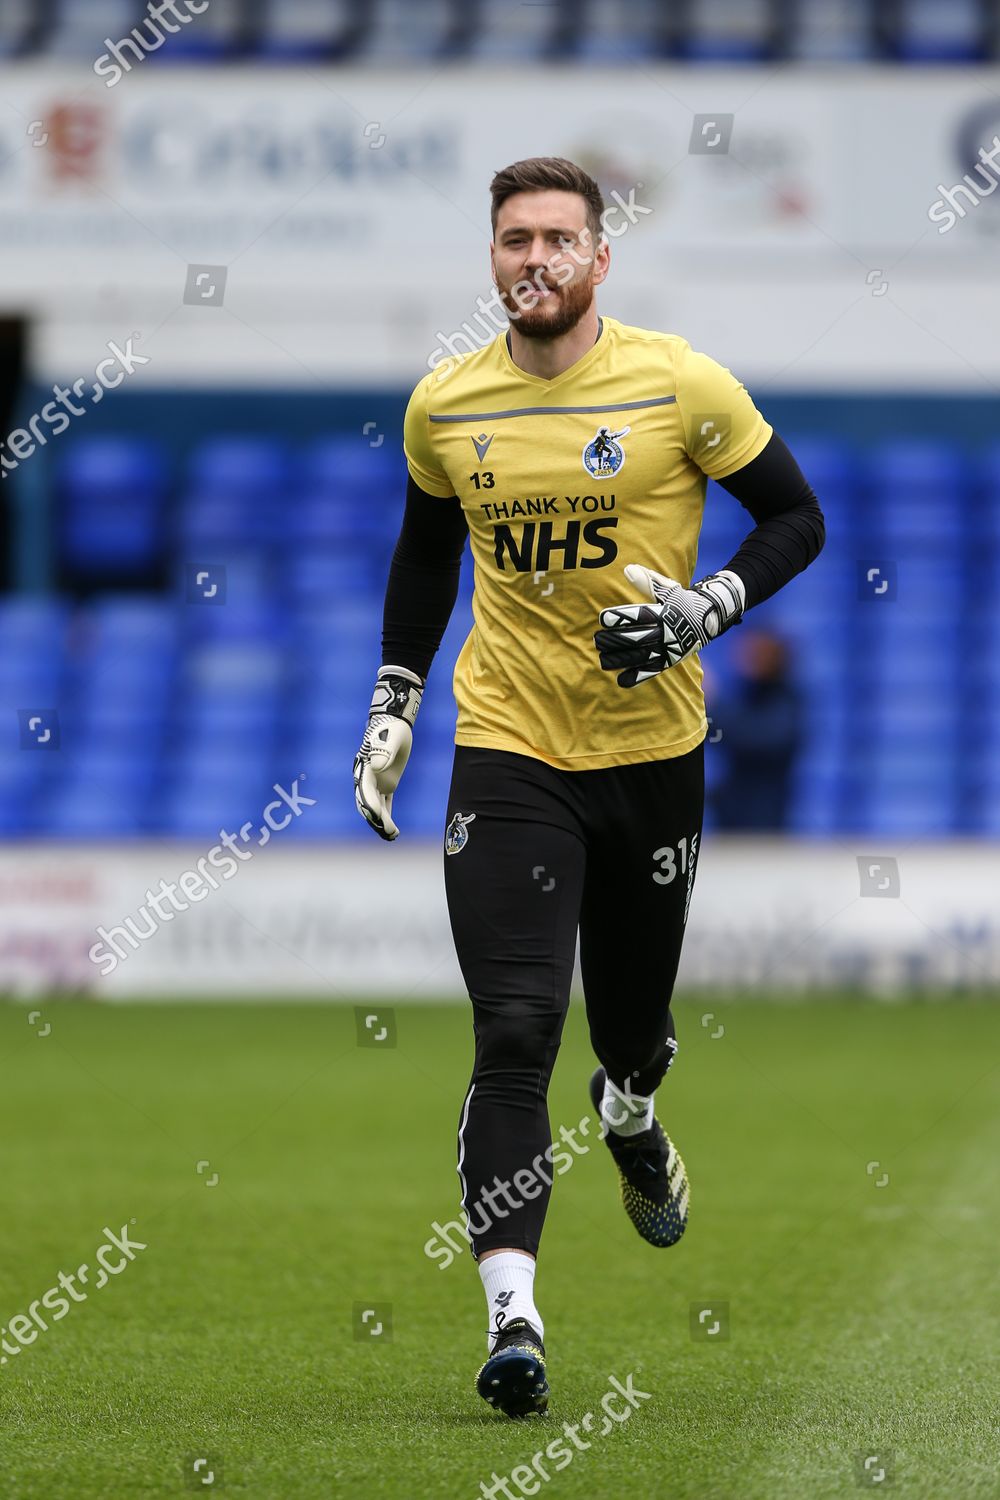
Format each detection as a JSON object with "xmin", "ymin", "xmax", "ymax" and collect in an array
[{"xmin": 712, "ymin": 630, "xmax": 804, "ymax": 831}]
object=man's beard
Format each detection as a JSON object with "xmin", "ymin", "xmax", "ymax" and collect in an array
[{"xmin": 497, "ymin": 272, "xmax": 595, "ymax": 341}]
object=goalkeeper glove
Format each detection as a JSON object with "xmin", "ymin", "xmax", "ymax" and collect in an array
[
  {"xmin": 353, "ymin": 665, "xmax": 423, "ymax": 840},
  {"xmin": 594, "ymin": 563, "xmax": 745, "ymax": 688}
]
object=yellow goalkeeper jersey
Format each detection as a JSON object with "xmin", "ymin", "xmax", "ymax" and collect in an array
[{"xmin": 403, "ymin": 316, "xmax": 772, "ymax": 771}]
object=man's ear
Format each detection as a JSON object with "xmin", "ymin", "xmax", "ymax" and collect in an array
[{"xmin": 593, "ymin": 238, "xmax": 611, "ymax": 286}]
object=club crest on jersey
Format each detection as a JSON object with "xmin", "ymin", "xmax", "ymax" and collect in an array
[
  {"xmin": 582, "ymin": 424, "xmax": 630, "ymax": 478},
  {"xmin": 445, "ymin": 810, "xmax": 476, "ymax": 855}
]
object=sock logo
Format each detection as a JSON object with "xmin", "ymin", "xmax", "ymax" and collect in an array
[{"xmin": 494, "ymin": 1290, "xmax": 514, "ymax": 1307}]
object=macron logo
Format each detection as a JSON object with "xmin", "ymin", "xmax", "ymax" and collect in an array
[{"xmin": 471, "ymin": 432, "xmax": 495, "ymax": 462}]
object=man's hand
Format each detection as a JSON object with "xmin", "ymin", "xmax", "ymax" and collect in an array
[
  {"xmin": 594, "ymin": 563, "xmax": 745, "ymax": 688},
  {"xmin": 353, "ymin": 666, "xmax": 423, "ymax": 840}
]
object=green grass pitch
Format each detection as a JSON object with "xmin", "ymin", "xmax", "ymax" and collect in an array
[{"xmin": 1, "ymin": 996, "xmax": 998, "ymax": 1498}]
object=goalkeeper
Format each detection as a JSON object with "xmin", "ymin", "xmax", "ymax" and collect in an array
[{"xmin": 354, "ymin": 156, "xmax": 824, "ymax": 1419}]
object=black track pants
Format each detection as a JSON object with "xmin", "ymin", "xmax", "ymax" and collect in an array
[{"xmin": 443, "ymin": 740, "xmax": 704, "ymax": 1258}]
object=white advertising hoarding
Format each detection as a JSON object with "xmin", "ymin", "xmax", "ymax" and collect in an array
[
  {"xmin": 0, "ymin": 842, "xmax": 997, "ymax": 999},
  {"xmin": 1, "ymin": 67, "xmax": 999, "ymax": 387}
]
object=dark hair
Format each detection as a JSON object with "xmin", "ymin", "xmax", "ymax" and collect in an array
[{"xmin": 490, "ymin": 157, "xmax": 605, "ymax": 245}]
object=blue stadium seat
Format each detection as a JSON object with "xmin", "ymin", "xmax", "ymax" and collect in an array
[
  {"xmin": 0, "ymin": 746, "xmax": 42, "ymax": 800},
  {"xmin": 297, "ymin": 642, "xmax": 378, "ymax": 686},
  {"xmin": 181, "ymin": 599, "xmax": 287, "ymax": 644},
  {"xmin": 889, "ymin": 558, "xmax": 964, "ymax": 606},
  {"xmin": 63, "ymin": 748, "xmax": 159, "ymax": 796},
  {"xmin": 170, "ymin": 725, "xmax": 279, "ymax": 781},
  {"xmin": 867, "ymin": 439, "xmax": 969, "ymax": 498},
  {"xmin": 74, "ymin": 716, "xmax": 167, "ymax": 759},
  {"xmin": 853, "ymin": 692, "xmax": 958, "ymax": 743},
  {"xmin": 292, "ymin": 601, "xmax": 378, "ymax": 642},
  {"xmin": 978, "ymin": 446, "xmax": 1000, "ymax": 548},
  {"xmin": 974, "ymin": 796, "xmax": 1000, "ymax": 835},
  {"xmin": 788, "ymin": 757, "xmax": 845, "ymax": 834},
  {"xmin": 278, "ymin": 775, "xmax": 362, "ymax": 838},
  {"xmin": 178, "ymin": 493, "xmax": 282, "ymax": 549},
  {"xmin": 763, "ymin": 557, "xmax": 853, "ymax": 634},
  {"xmin": 0, "ymin": 653, "xmax": 62, "ymax": 700},
  {"xmin": 874, "ymin": 501, "xmax": 965, "ymax": 551},
  {"xmin": 62, "ymin": 510, "xmax": 163, "ymax": 576},
  {"xmin": 675, "ymin": 0, "xmax": 776, "ymax": 62},
  {"xmin": 42, "ymin": 788, "xmax": 146, "ymax": 838},
  {"xmin": 163, "ymin": 737, "xmax": 274, "ymax": 775},
  {"xmin": 462, "ymin": 0, "xmax": 570, "ymax": 61},
  {"xmin": 142, "ymin": 7, "xmax": 238, "ymax": 63},
  {"xmin": 60, "ymin": 437, "xmax": 166, "ymax": 502},
  {"xmin": 892, "ymin": 0, "xmax": 986, "ymax": 61},
  {"xmin": 801, "ymin": 689, "xmax": 851, "ymax": 742},
  {"xmin": 188, "ymin": 437, "xmax": 290, "ymax": 499},
  {"xmin": 292, "ymin": 665, "xmax": 376, "ymax": 710},
  {"xmin": 291, "ymin": 713, "xmax": 363, "ymax": 762},
  {"xmin": 860, "ymin": 789, "xmax": 958, "ymax": 836},
  {"xmin": 255, "ymin": 0, "xmax": 362, "ymax": 61},
  {"xmin": 283, "ymin": 491, "xmax": 377, "ymax": 552},
  {"xmin": 184, "ymin": 638, "xmax": 284, "ymax": 688},
  {"xmin": 299, "ymin": 435, "xmax": 399, "ymax": 491},
  {"xmin": 0, "ymin": 597, "xmax": 68, "ymax": 648},
  {"xmin": 58, "ymin": 439, "xmax": 169, "ymax": 578},
  {"xmin": 177, "ymin": 552, "xmax": 276, "ymax": 610},
  {"xmin": 158, "ymin": 755, "xmax": 283, "ymax": 829},
  {"xmin": 46, "ymin": 1, "xmax": 170, "ymax": 59},
  {"xmin": 83, "ymin": 595, "xmax": 177, "ymax": 646},
  {"xmin": 864, "ymin": 441, "xmax": 969, "ymax": 548},
  {"xmin": 981, "ymin": 442, "xmax": 1000, "ymax": 497},
  {"xmin": 284, "ymin": 549, "xmax": 381, "ymax": 602},
  {"xmin": 853, "ymin": 745, "xmax": 959, "ymax": 833},
  {"xmin": 158, "ymin": 793, "xmax": 271, "ymax": 839},
  {"xmin": 174, "ymin": 698, "xmax": 280, "ymax": 741},
  {"xmin": 356, "ymin": 0, "xmax": 458, "ymax": 64},
  {"xmin": 77, "ymin": 628, "xmax": 177, "ymax": 672},
  {"xmin": 788, "ymin": 438, "xmax": 859, "ymax": 497},
  {"xmin": 857, "ymin": 622, "xmax": 962, "ymax": 682}
]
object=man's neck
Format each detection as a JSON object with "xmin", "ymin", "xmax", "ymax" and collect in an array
[{"xmin": 506, "ymin": 307, "xmax": 602, "ymax": 382}]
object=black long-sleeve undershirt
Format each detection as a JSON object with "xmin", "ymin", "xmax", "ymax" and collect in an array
[
  {"xmin": 381, "ymin": 431, "xmax": 825, "ymax": 680},
  {"xmin": 380, "ymin": 477, "xmax": 467, "ymax": 680},
  {"xmin": 716, "ymin": 432, "xmax": 825, "ymax": 609}
]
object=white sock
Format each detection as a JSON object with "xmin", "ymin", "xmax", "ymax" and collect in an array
[
  {"xmin": 478, "ymin": 1251, "xmax": 542, "ymax": 1351},
  {"xmin": 601, "ymin": 1076, "xmax": 654, "ymax": 1137}
]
